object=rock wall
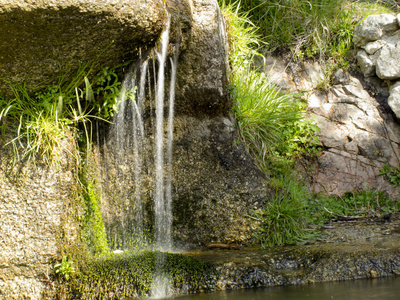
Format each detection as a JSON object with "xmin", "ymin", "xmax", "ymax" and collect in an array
[
  {"xmin": 0, "ymin": 150, "xmax": 78, "ymax": 299},
  {"xmin": 354, "ymin": 13, "xmax": 400, "ymax": 118},
  {"xmin": 171, "ymin": 116, "xmax": 267, "ymax": 245},
  {"xmin": 175, "ymin": 0, "xmax": 230, "ymax": 116},
  {"xmin": 98, "ymin": 0, "xmax": 267, "ymax": 248},
  {"xmin": 264, "ymin": 50, "xmax": 400, "ymax": 196}
]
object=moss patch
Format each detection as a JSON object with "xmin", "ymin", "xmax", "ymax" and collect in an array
[{"xmin": 62, "ymin": 251, "xmax": 216, "ymax": 299}]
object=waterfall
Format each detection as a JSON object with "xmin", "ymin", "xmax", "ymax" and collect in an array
[
  {"xmin": 154, "ymin": 14, "xmax": 171, "ymax": 252},
  {"xmin": 100, "ymin": 12, "xmax": 178, "ymax": 256}
]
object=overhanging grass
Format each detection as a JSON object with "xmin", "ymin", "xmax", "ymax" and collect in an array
[{"xmin": 0, "ymin": 63, "xmax": 121, "ymax": 167}]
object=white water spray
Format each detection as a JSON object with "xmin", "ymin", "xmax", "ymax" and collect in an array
[{"xmin": 154, "ymin": 14, "xmax": 172, "ymax": 252}]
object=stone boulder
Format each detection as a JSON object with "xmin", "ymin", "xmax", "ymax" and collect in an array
[
  {"xmin": 0, "ymin": 0, "xmax": 166, "ymax": 95},
  {"xmin": 353, "ymin": 14, "xmax": 398, "ymax": 46},
  {"xmin": 354, "ymin": 13, "xmax": 400, "ymax": 120},
  {"xmin": 388, "ymin": 81, "xmax": 400, "ymax": 118}
]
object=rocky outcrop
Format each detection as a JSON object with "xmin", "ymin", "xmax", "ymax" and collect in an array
[
  {"xmin": 354, "ymin": 13, "xmax": 400, "ymax": 118},
  {"xmin": 264, "ymin": 54, "xmax": 400, "ymax": 196},
  {"xmin": 0, "ymin": 0, "xmax": 167, "ymax": 96},
  {"xmin": 0, "ymin": 0, "xmax": 229, "ymax": 115},
  {"xmin": 307, "ymin": 72, "xmax": 400, "ymax": 196},
  {"xmin": 171, "ymin": 116, "xmax": 267, "ymax": 245}
]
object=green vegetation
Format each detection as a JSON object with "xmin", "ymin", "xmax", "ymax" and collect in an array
[
  {"xmin": 309, "ymin": 190, "xmax": 400, "ymax": 224},
  {"xmin": 221, "ymin": 1, "xmax": 322, "ymax": 173},
  {"xmin": 79, "ymin": 154, "xmax": 109, "ymax": 256},
  {"xmin": 221, "ymin": 0, "xmax": 396, "ymax": 57},
  {"xmin": 220, "ymin": 0, "xmax": 397, "ymax": 86},
  {"xmin": 0, "ymin": 61, "xmax": 121, "ymax": 167},
  {"xmin": 250, "ymin": 174, "xmax": 317, "ymax": 247},
  {"xmin": 379, "ymin": 164, "xmax": 400, "ymax": 187},
  {"xmin": 55, "ymin": 256, "xmax": 75, "ymax": 281},
  {"xmin": 221, "ymin": 1, "xmax": 399, "ymax": 248},
  {"xmin": 63, "ymin": 251, "xmax": 215, "ymax": 299},
  {"xmin": 251, "ymin": 186, "xmax": 400, "ymax": 247}
]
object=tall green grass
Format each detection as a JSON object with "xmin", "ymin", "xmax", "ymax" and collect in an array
[
  {"xmin": 250, "ymin": 174, "xmax": 318, "ymax": 247},
  {"xmin": 232, "ymin": 67, "xmax": 300, "ymax": 162},
  {"xmin": 221, "ymin": 2, "xmax": 323, "ymax": 247},
  {"xmin": 220, "ymin": 0, "xmax": 396, "ymax": 60}
]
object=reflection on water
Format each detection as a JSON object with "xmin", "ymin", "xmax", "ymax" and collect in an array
[{"xmin": 166, "ymin": 277, "xmax": 400, "ymax": 300}]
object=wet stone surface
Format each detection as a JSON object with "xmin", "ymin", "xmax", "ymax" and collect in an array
[{"xmin": 184, "ymin": 217, "xmax": 400, "ymax": 291}]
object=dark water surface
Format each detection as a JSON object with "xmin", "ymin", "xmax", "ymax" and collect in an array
[{"xmin": 167, "ymin": 277, "xmax": 400, "ymax": 300}]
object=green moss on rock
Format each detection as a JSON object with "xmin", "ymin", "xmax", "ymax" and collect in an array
[{"xmin": 63, "ymin": 251, "xmax": 216, "ymax": 299}]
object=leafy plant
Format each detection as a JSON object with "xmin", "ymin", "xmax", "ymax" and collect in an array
[
  {"xmin": 55, "ymin": 256, "xmax": 75, "ymax": 281},
  {"xmin": 379, "ymin": 164, "xmax": 400, "ymax": 187},
  {"xmin": 92, "ymin": 67, "xmax": 122, "ymax": 119}
]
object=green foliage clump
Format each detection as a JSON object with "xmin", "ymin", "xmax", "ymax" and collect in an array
[
  {"xmin": 252, "ymin": 186, "xmax": 400, "ymax": 248},
  {"xmin": 55, "ymin": 256, "xmax": 75, "ymax": 281},
  {"xmin": 0, "ymin": 63, "xmax": 122, "ymax": 167},
  {"xmin": 220, "ymin": 0, "xmax": 396, "ymax": 59},
  {"xmin": 64, "ymin": 251, "xmax": 215, "ymax": 299},
  {"xmin": 232, "ymin": 68, "xmax": 301, "ymax": 162},
  {"xmin": 378, "ymin": 163, "xmax": 400, "ymax": 187},
  {"xmin": 250, "ymin": 174, "xmax": 318, "ymax": 247}
]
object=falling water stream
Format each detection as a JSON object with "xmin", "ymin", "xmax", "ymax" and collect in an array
[{"xmin": 102, "ymin": 12, "xmax": 177, "ymax": 298}]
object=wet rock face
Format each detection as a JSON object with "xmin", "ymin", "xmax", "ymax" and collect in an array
[
  {"xmin": 175, "ymin": 0, "xmax": 230, "ymax": 117},
  {"xmin": 0, "ymin": 0, "xmax": 166, "ymax": 95},
  {"xmin": 96, "ymin": 0, "xmax": 263, "ymax": 246},
  {"xmin": 172, "ymin": 116, "xmax": 268, "ymax": 245}
]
